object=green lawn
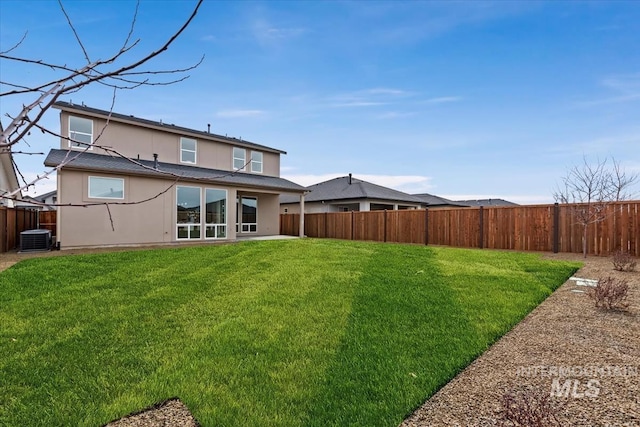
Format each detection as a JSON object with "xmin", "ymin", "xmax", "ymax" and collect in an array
[{"xmin": 0, "ymin": 239, "xmax": 580, "ymax": 426}]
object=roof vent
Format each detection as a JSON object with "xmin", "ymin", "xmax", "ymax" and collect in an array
[
  {"xmin": 207, "ymin": 124, "xmax": 211, "ymax": 133},
  {"xmin": 20, "ymin": 229, "xmax": 51, "ymax": 252},
  {"xmin": 349, "ymin": 173, "xmax": 352, "ymax": 185}
]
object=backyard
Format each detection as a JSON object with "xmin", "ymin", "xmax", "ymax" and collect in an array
[{"xmin": 0, "ymin": 239, "xmax": 580, "ymax": 426}]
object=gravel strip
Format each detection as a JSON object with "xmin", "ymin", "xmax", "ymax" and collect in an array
[
  {"xmin": 401, "ymin": 253, "xmax": 639, "ymax": 427},
  {"xmin": 103, "ymin": 398, "xmax": 199, "ymax": 427}
]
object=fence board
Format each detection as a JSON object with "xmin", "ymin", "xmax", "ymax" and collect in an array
[
  {"xmin": 39, "ymin": 211, "xmax": 57, "ymax": 236},
  {"xmin": 0, "ymin": 207, "xmax": 39, "ymax": 253},
  {"xmin": 280, "ymin": 201, "xmax": 640, "ymax": 256}
]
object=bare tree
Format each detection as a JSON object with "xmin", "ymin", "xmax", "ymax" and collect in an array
[
  {"xmin": 0, "ymin": 0, "xmax": 203, "ymax": 203},
  {"xmin": 554, "ymin": 156, "xmax": 638, "ymax": 257}
]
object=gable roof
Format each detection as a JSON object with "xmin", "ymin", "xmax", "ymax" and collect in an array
[
  {"xmin": 33, "ymin": 190, "xmax": 57, "ymax": 202},
  {"xmin": 455, "ymin": 198, "xmax": 518, "ymax": 207},
  {"xmin": 280, "ymin": 175, "xmax": 425, "ymax": 205},
  {"xmin": 53, "ymin": 101, "xmax": 285, "ymax": 155},
  {"xmin": 44, "ymin": 149, "xmax": 305, "ymax": 193},
  {"xmin": 412, "ymin": 193, "xmax": 467, "ymax": 207}
]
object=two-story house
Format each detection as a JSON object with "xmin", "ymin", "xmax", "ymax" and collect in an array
[{"xmin": 44, "ymin": 101, "xmax": 305, "ymax": 249}]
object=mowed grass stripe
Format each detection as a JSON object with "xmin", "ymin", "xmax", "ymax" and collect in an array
[{"xmin": 0, "ymin": 239, "xmax": 580, "ymax": 426}]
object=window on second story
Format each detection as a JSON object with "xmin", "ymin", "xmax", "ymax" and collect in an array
[
  {"xmin": 250, "ymin": 151, "xmax": 263, "ymax": 173},
  {"xmin": 69, "ymin": 116, "xmax": 93, "ymax": 149},
  {"xmin": 233, "ymin": 147, "xmax": 246, "ymax": 170},
  {"xmin": 180, "ymin": 137, "xmax": 197, "ymax": 164}
]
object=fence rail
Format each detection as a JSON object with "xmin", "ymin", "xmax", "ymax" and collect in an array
[{"xmin": 280, "ymin": 201, "xmax": 640, "ymax": 256}]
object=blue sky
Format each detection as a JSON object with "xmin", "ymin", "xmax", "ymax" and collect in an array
[{"xmin": 1, "ymin": 0, "xmax": 639, "ymax": 203}]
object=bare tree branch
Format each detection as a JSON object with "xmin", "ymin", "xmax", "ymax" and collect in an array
[
  {"xmin": 0, "ymin": 0, "xmax": 203, "ymax": 148},
  {"xmin": 58, "ymin": 0, "xmax": 91, "ymax": 63},
  {"xmin": 0, "ymin": 31, "xmax": 28, "ymax": 55}
]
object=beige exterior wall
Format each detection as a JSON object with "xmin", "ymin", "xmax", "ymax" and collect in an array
[
  {"xmin": 57, "ymin": 169, "xmax": 284, "ymax": 248},
  {"xmin": 59, "ymin": 111, "xmax": 281, "ymax": 177}
]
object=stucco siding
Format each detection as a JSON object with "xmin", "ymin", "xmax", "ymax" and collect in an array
[
  {"xmin": 57, "ymin": 170, "xmax": 286, "ymax": 248},
  {"xmin": 59, "ymin": 112, "xmax": 280, "ymax": 177}
]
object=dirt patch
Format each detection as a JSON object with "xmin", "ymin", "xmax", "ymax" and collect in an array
[{"xmin": 401, "ymin": 253, "xmax": 640, "ymax": 427}]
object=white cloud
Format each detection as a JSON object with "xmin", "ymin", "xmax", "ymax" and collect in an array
[
  {"xmin": 215, "ymin": 109, "xmax": 266, "ymax": 118},
  {"xmin": 422, "ymin": 96, "xmax": 462, "ymax": 104},
  {"xmin": 20, "ymin": 172, "xmax": 57, "ymax": 197},
  {"xmin": 376, "ymin": 111, "xmax": 418, "ymax": 119},
  {"xmin": 577, "ymin": 73, "xmax": 640, "ymax": 107},
  {"xmin": 327, "ymin": 87, "xmax": 412, "ymax": 109},
  {"xmin": 330, "ymin": 101, "xmax": 387, "ymax": 108},
  {"xmin": 252, "ymin": 19, "xmax": 307, "ymax": 46}
]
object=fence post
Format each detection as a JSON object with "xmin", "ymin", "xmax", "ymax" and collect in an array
[
  {"xmin": 553, "ymin": 202, "xmax": 559, "ymax": 253},
  {"xmin": 424, "ymin": 208, "xmax": 429, "ymax": 245},
  {"xmin": 479, "ymin": 206, "xmax": 484, "ymax": 249},
  {"xmin": 351, "ymin": 210, "xmax": 354, "ymax": 241},
  {"xmin": 383, "ymin": 210, "xmax": 387, "ymax": 242},
  {"xmin": 323, "ymin": 212, "xmax": 327, "ymax": 238}
]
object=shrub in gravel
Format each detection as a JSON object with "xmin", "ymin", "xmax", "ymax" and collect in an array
[
  {"xmin": 497, "ymin": 388, "xmax": 560, "ymax": 427},
  {"xmin": 612, "ymin": 250, "xmax": 637, "ymax": 272},
  {"xmin": 588, "ymin": 276, "xmax": 630, "ymax": 310}
]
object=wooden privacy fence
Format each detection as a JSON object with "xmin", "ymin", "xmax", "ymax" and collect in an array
[
  {"xmin": 280, "ymin": 201, "xmax": 640, "ymax": 256},
  {"xmin": 0, "ymin": 207, "xmax": 39, "ymax": 253},
  {"xmin": 39, "ymin": 211, "xmax": 57, "ymax": 236}
]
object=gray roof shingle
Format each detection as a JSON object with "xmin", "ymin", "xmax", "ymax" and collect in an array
[
  {"xmin": 280, "ymin": 176, "xmax": 426, "ymax": 205},
  {"xmin": 412, "ymin": 193, "xmax": 467, "ymax": 207},
  {"xmin": 44, "ymin": 149, "xmax": 305, "ymax": 193}
]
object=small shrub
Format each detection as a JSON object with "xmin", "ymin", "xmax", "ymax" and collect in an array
[
  {"xmin": 497, "ymin": 388, "xmax": 560, "ymax": 427},
  {"xmin": 612, "ymin": 250, "xmax": 637, "ymax": 272},
  {"xmin": 588, "ymin": 276, "xmax": 629, "ymax": 310}
]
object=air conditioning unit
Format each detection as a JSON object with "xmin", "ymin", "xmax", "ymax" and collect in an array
[{"xmin": 20, "ymin": 229, "xmax": 52, "ymax": 252}]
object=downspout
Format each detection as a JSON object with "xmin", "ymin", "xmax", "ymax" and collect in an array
[{"xmin": 299, "ymin": 192, "xmax": 306, "ymax": 238}]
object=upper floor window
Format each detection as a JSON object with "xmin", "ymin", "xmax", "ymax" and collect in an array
[
  {"xmin": 250, "ymin": 151, "xmax": 263, "ymax": 173},
  {"xmin": 88, "ymin": 176, "xmax": 124, "ymax": 199},
  {"xmin": 69, "ymin": 116, "xmax": 93, "ymax": 149},
  {"xmin": 233, "ymin": 147, "xmax": 246, "ymax": 170},
  {"xmin": 180, "ymin": 137, "xmax": 197, "ymax": 164}
]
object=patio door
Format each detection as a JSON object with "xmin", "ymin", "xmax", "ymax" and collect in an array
[{"xmin": 236, "ymin": 196, "xmax": 257, "ymax": 233}]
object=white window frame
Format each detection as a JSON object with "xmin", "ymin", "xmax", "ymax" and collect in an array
[
  {"xmin": 250, "ymin": 151, "xmax": 263, "ymax": 174},
  {"xmin": 204, "ymin": 188, "xmax": 227, "ymax": 240},
  {"xmin": 233, "ymin": 147, "xmax": 246, "ymax": 171},
  {"xmin": 176, "ymin": 185, "xmax": 202, "ymax": 240},
  {"xmin": 180, "ymin": 137, "xmax": 197, "ymax": 164},
  {"xmin": 88, "ymin": 176, "xmax": 124, "ymax": 200},
  {"xmin": 69, "ymin": 116, "xmax": 93, "ymax": 150},
  {"xmin": 239, "ymin": 196, "xmax": 258, "ymax": 233}
]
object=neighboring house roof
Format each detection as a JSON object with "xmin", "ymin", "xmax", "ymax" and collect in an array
[
  {"xmin": 455, "ymin": 198, "xmax": 518, "ymax": 207},
  {"xmin": 32, "ymin": 190, "xmax": 57, "ymax": 203},
  {"xmin": 53, "ymin": 101, "xmax": 286, "ymax": 155},
  {"xmin": 412, "ymin": 193, "xmax": 467, "ymax": 207},
  {"xmin": 280, "ymin": 175, "xmax": 426, "ymax": 205},
  {"xmin": 44, "ymin": 149, "xmax": 306, "ymax": 193}
]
